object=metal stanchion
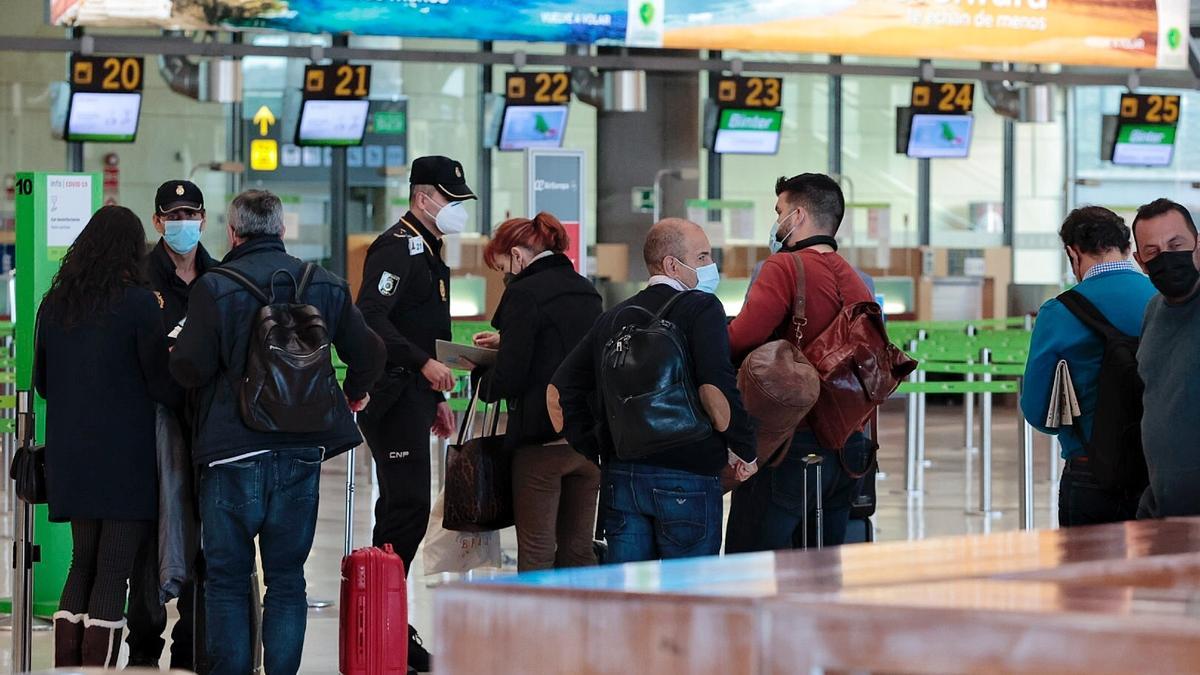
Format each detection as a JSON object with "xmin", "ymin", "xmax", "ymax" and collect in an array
[
  {"xmin": 12, "ymin": 390, "xmax": 34, "ymax": 675},
  {"xmin": 1017, "ymin": 378, "xmax": 1035, "ymax": 530},
  {"xmin": 964, "ymin": 325, "xmax": 977, "ymax": 454},
  {"xmin": 916, "ymin": 367, "xmax": 927, "ymax": 495},
  {"xmin": 904, "ymin": 339, "xmax": 920, "ymax": 493},
  {"xmin": 310, "ymin": 422, "xmax": 359, "ymax": 610},
  {"xmin": 977, "ymin": 348, "xmax": 997, "ymax": 515}
]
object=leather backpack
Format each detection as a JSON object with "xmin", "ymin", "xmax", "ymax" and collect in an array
[
  {"xmin": 599, "ymin": 291, "xmax": 712, "ymax": 460},
  {"xmin": 212, "ymin": 263, "xmax": 340, "ymax": 434},
  {"xmin": 804, "ymin": 279, "xmax": 916, "ymax": 452},
  {"xmin": 736, "ymin": 253, "xmax": 820, "ymax": 467}
]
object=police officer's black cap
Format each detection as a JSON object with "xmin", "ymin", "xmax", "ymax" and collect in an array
[
  {"xmin": 155, "ymin": 180, "xmax": 205, "ymax": 214},
  {"xmin": 410, "ymin": 156, "xmax": 477, "ymax": 201}
]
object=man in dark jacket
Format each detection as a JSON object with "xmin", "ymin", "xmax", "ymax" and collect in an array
[
  {"xmin": 550, "ymin": 218, "xmax": 757, "ymax": 563},
  {"xmin": 171, "ymin": 189, "xmax": 385, "ymax": 675},
  {"xmin": 127, "ymin": 179, "xmax": 218, "ymax": 669}
]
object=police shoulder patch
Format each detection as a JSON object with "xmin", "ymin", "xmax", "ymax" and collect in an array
[{"xmin": 378, "ymin": 271, "xmax": 401, "ymax": 297}]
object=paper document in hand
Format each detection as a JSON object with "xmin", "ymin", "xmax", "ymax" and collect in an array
[
  {"xmin": 436, "ymin": 339, "xmax": 498, "ymax": 371},
  {"xmin": 1045, "ymin": 360, "xmax": 1082, "ymax": 428}
]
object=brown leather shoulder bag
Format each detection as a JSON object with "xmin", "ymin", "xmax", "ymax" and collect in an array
[{"xmin": 736, "ymin": 253, "xmax": 821, "ymax": 467}]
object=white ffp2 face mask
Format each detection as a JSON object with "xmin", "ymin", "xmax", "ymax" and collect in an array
[{"xmin": 428, "ymin": 200, "xmax": 468, "ymax": 235}]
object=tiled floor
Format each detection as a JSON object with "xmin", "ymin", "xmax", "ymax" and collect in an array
[{"xmin": 0, "ymin": 398, "xmax": 1061, "ymax": 673}]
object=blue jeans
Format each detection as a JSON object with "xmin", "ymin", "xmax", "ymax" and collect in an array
[
  {"xmin": 199, "ymin": 448, "xmax": 322, "ymax": 675},
  {"xmin": 725, "ymin": 430, "xmax": 871, "ymax": 553},
  {"xmin": 601, "ymin": 462, "xmax": 723, "ymax": 564}
]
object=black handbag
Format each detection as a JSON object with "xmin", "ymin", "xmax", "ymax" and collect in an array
[
  {"xmin": 10, "ymin": 444, "xmax": 47, "ymax": 504},
  {"xmin": 443, "ymin": 382, "xmax": 514, "ymax": 533}
]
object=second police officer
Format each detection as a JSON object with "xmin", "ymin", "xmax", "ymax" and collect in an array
[{"xmin": 356, "ymin": 155, "xmax": 475, "ymax": 674}]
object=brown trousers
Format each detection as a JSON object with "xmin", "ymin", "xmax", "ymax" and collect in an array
[{"xmin": 512, "ymin": 443, "xmax": 601, "ymax": 572}]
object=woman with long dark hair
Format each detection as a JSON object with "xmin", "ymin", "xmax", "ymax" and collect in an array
[
  {"xmin": 35, "ymin": 205, "xmax": 179, "ymax": 668},
  {"xmin": 474, "ymin": 212, "xmax": 603, "ymax": 571}
]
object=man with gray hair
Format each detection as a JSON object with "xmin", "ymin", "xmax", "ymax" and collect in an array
[{"xmin": 171, "ymin": 189, "xmax": 385, "ymax": 674}]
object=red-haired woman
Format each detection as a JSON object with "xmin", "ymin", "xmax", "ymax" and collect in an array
[{"xmin": 475, "ymin": 212, "xmax": 603, "ymax": 571}]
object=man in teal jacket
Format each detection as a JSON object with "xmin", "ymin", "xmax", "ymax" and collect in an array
[{"xmin": 1020, "ymin": 206, "xmax": 1156, "ymax": 526}]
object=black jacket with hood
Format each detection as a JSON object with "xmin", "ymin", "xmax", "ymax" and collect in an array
[{"xmin": 477, "ymin": 253, "xmax": 602, "ymax": 450}]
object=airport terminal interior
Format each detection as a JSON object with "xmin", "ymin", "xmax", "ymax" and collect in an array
[{"xmin": 3, "ymin": 0, "xmax": 1200, "ymax": 673}]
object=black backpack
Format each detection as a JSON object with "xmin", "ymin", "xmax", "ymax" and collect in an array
[
  {"xmin": 599, "ymin": 291, "xmax": 712, "ymax": 460},
  {"xmin": 1057, "ymin": 289, "xmax": 1149, "ymax": 492},
  {"xmin": 212, "ymin": 263, "xmax": 340, "ymax": 434}
]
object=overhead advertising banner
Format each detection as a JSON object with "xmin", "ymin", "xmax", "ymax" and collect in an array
[
  {"xmin": 663, "ymin": 0, "xmax": 1190, "ymax": 70},
  {"xmin": 48, "ymin": 0, "xmax": 664, "ymax": 46},
  {"xmin": 48, "ymin": 0, "xmax": 1188, "ymax": 70}
]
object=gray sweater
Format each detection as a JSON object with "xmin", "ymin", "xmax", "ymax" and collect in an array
[{"xmin": 1138, "ymin": 291, "xmax": 1200, "ymax": 517}]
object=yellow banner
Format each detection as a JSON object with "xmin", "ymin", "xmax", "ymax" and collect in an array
[{"xmin": 663, "ymin": 0, "xmax": 1190, "ymax": 70}]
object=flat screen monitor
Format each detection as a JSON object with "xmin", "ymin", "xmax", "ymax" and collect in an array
[
  {"xmin": 906, "ymin": 113, "xmax": 973, "ymax": 159},
  {"xmin": 1111, "ymin": 123, "xmax": 1176, "ymax": 167},
  {"xmin": 713, "ymin": 108, "xmax": 783, "ymax": 155},
  {"xmin": 498, "ymin": 105, "xmax": 569, "ymax": 151},
  {"xmin": 296, "ymin": 99, "xmax": 370, "ymax": 147},
  {"xmin": 66, "ymin": 91, "xmax": 142, "ymax": 143}
]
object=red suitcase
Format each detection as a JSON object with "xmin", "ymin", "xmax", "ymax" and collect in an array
[{"xmin": 339, "ymin": 544, "xmax": 408, "ymax": 674}]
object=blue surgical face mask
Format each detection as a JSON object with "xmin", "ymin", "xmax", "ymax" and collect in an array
[
  {"xmin": 163, "ymin": 219, "xmax": 202, "ymax": 254},
  {"xmin": 768, "ymin": 209, "xmax": 799, "ymax": 254},
  {"xmin": 676, "ymin": 258, "xmax": 721, "ymax": 295}
]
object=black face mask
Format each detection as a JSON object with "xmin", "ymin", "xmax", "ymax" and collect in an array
[
  {"xmin": 502, "ymin": 272, "xmax": 516, "ymax": 287},
  {"xmin": 1145, "ymin": 249, "xmax": 1200, "ymax": 298}
]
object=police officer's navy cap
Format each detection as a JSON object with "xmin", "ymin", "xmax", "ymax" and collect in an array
[
  {"xmin": 155, "ymin": 180, "xmax": 205, "ymax": 214},
  {"xmin": 410, "ymin": 156, "xmax": 477, "ymax": 201}
]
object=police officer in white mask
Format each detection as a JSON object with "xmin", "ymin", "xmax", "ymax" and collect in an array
[{"xmin": 355, "ymin": 156, "xmax": 476, "ymax": 673}]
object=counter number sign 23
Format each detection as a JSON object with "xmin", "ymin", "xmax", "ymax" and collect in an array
[{"xmin": 715, "ymin": 76, "xmax": 782, "ymax": 109}]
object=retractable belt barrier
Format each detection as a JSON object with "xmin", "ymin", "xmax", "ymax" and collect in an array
[{"xmin": 896, "ymin": 317, "xmax": 1045, "ymax": 529}]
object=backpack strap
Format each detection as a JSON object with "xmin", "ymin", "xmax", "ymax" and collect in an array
[
  {"xmin": 653, "ymin": 289, "xmax": 696, "ymax": 322},
  {"xmin": 211, "ymin": 267, "xmax": 271, "ymax": 306},
  {"xmin": 295, "ymin": 263, "xmax": 317, "ymax": 301},
  {"xmin": 1057, "ymin": 289, "xmax": 1130, "ymax": 340},
  {"xmin": 787, "ymin": 252, "xmax": 808, "ymax": 344}
]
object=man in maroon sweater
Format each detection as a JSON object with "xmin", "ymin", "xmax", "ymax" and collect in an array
[{"xmin": 725, "ymin": 173, "xmax": 875, "ymax": 552}]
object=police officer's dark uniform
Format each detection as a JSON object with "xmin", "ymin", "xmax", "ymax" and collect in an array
[
  {"xmin": 127, "ymin": 180, "xmax": 215, "ymax": 670},
  {"xmin": 357, "ymin": 157, "xmax": 476, "ymax": 573}
]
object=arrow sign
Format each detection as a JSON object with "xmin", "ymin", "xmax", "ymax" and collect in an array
[{"xmin": 252, "ymin": 105, "xmax": 276, "ymax": 136}]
